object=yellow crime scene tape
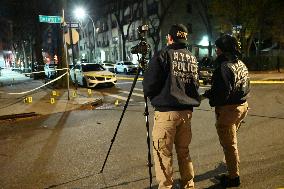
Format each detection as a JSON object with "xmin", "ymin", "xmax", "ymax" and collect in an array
[
  {"xmin": 250, "ymin": 80, "xmax": 284, "ymax": 84},
  {"xmin": 116, "ymin": 76, "xmax": 143, "ymax": 81},
  {"xmin": 116, "ymin": 76, "xmax": 284, "ymax": 84}
]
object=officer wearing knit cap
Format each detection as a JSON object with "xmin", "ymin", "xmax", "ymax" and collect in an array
[
  {"xmin": 215, "ymin": 34, "xmax": 241, "ymax": 57},
  {"xmin": 203, "ymin": 34, "xmax": 250, "ymax": 187},
  {"xmin": 143, "ymin": 24, "xmax": 200, "ymax": 189},
  {"xmin": 168, "ymin": 24, "xmax": 189, "ymax": 44}
]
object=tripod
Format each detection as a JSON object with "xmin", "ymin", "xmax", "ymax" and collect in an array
[{"xmin": 99, "ymin": 58, "xmax": 153, "ymax": 189}]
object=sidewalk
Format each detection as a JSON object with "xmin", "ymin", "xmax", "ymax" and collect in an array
[
  {"xmin": 0, "ymin": 68, "xmax": 283, "ymax": 120},
  {"xmin": 0, "ymin": 69, "xmax": 103, "ymax": 120},
  {"xmin": 249, "ymin": 71, "xmax": 284, "ymax": 81}
]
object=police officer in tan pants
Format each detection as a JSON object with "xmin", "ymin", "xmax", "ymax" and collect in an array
[
  {"xmin": 203, "ymin": 34, "xmax": 250, "ymax": 187},
  {"xmin": 152, "ymin": 111, "xmax": 195, "ymax": 189},
  {"xmin": 143, "ymin": 24, "xmax": 200, "ymax": 189}
]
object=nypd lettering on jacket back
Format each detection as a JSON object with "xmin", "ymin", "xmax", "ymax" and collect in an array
[
  {"xmin": 171, "ymin": 51, "xmax": 198, "ymax": 83},
  {"xmin": 228, "ymin": 60, "xmax": 249, "ymax": 89}
]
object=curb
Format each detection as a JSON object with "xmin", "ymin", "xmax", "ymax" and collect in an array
[
  {"xmin": 0, "ymin": 98, "xmax": 103, "ymax": 121},
  {"xmin": 75, "ymin": 98, "xmax": 103, "ymax": 110},
  {"xmin": 0, "ymin": 112, "xmax": 39, "ymax": 121}
]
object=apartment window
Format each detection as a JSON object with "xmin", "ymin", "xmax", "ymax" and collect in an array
[
  {"xmin": 112, "ymin": 37, "xmax": 118, "ymax": 44},
  {"xmin": 102, "ymin": 22, "xmax": 109, "ymax": 32},
  {"xmin": 187, "ymin": 3, "xmax": 192, "ymax": 14},
  {"xmin": 102, "ymin": 40, "xmax": 109, "ymax": 47},
  {"xmin": 111, "ymin": 20, "xmax": 117, "ymax": 28},
  {"xmin": 123, "ymin": 14, "xmax": 131, "ymax": 24},
  {"xmin": 128, "ymin": 32, "xmax": 134, "ymax": 41},
  {"xmin": 97, "ymin": 20, "xmax": 108, "ymax": 33}
]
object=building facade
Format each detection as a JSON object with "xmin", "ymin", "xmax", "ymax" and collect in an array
[{"xmin": 77, "ymin": 0, "xmax": 219, "ymax": 64}]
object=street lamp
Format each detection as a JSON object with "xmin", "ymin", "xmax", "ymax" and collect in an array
[{"xmin": 74, "ymin": 7, "xmax": 97, "ymax": 62}]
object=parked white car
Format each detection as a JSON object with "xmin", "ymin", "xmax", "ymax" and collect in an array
[
  {"xmin": 70, "ymin": 63, "xmax": 117, "ymax": 88},
  {"xmin": 102, "ymin": 62, "xmax": 116, "ymax": 73},
  {"xmin": 44, "ymin": 62, "xmax": 57, "ymax": 79},
  {"xmin": 115, "ymin": 61, "xmax": 138, "ymax": 74}
]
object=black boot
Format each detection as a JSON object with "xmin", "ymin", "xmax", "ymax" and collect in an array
[{"xmin": 219, "ymin": 175, "xmax": 240, "ymax": 187}]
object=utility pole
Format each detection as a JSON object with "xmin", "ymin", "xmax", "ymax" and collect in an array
[
  {"xmin": 55, "ymin": 0, "xmax": 70, "ymax": 92},
  {"xmin": 62, "ymin": 8, "xmax": 70, "ymax": 99}
]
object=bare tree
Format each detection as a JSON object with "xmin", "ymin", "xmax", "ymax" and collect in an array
[
  {"xmin": 146, "ymin": 0, "xmax": 173, "ymax": 53},
  {"xmin": 193, "ymin": 0, "xmax": 213, "ymax": 57},
  {"xmin": 111, "ymin": 0, "xmax": 143, "ymax": 60},
  {"xmin": 5, "ymin": 0, "xmax": 52, "ymax": 78},
  {"xmin": 210, "ymin": 0, "xmax": 282, "ymax": 57}
]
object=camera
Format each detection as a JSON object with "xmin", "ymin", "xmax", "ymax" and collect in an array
[{"xmin": 131, "ymin": 24, "xmax": 150, "ymax": 56}]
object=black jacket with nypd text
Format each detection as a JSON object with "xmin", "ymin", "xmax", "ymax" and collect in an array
[
  {"xmin": 143, "ymin": 43, "xmax": 201, "ymax": 112},
  {"xmin": 204, "ymin": 54, "xmax": 250, "ymax": 107}
]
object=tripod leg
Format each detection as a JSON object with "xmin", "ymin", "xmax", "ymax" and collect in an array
[
  {"xmin": 144, "ymin": 96, "xmax": 153, "ymax": 188},
  {"xmin": 99, "ymin": 68, "xmax": 141, "ymax": 174}
]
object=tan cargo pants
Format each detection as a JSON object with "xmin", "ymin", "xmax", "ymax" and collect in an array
[
  {"xmin": 152, "ymin": 110, "xmax": 194, "ymax": 189},
  {"xmin": 215, "ymin": 102, "xmax": 248, "ymax": 178}
]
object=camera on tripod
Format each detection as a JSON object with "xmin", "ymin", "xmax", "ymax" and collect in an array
[
  {"xmin": 100, "ymin": 24, "xmax": 153, "ymax": 187},
  {"xmin": 131, "ymin": 24, "xmax": 151, "ymax": 70},
  {"xmin": 131, "ymin": 24, "xmax": 150, "ymax": 56}
]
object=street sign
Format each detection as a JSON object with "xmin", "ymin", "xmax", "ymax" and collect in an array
[
  {"xmin": 39, "ymin": 15, "xmax": 62, "ymax": 23},
  {"xmin": 64, "ymin": 29, "xmax": 79, "ymax": 45},
  {"xmin": 66, "ymin": 22, "xmax": 80, "ymax": 29}
]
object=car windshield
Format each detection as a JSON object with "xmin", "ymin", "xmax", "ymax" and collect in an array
[
  {"xmin": 81, "ymin": 64, "xmax": 105, "ymax": 72},
  {"xmin": 123, "ymin": 62, "xmax": 134, "ymax": 65}
]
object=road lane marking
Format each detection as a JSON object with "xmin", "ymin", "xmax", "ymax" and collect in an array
[
  {"xmin": 120, "ymin": 90, "xmax": 144, "ymax": 97},
  {"xmin": 102, "ymin": 92, "xmax": 134, "ymax": 101},
  {"xmin": 131, "ymin": 87, "xmax": 210, "ymax": 95},
  {"xmin": 117, "ymin": 76, "xmax": 204, "ymax": 83},
  {"xmin": 134, "ymin": 86, "xmax": 209, "ymax": 92},
  {"xmin": 134, "ymin": 88, "xmax": 143, "ymax": 91},
  {"xmin": 116, "ymin": 81, "xmax": 142, "ymax": 85},
  {"xmin": 116, "ymin": 76, "xmax": 284, "ymax": 84}
]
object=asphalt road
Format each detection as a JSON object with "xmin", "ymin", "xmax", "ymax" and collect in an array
[{"xmin": 0, "ymin": 77, "xmax": 283, "ymax": 189}]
